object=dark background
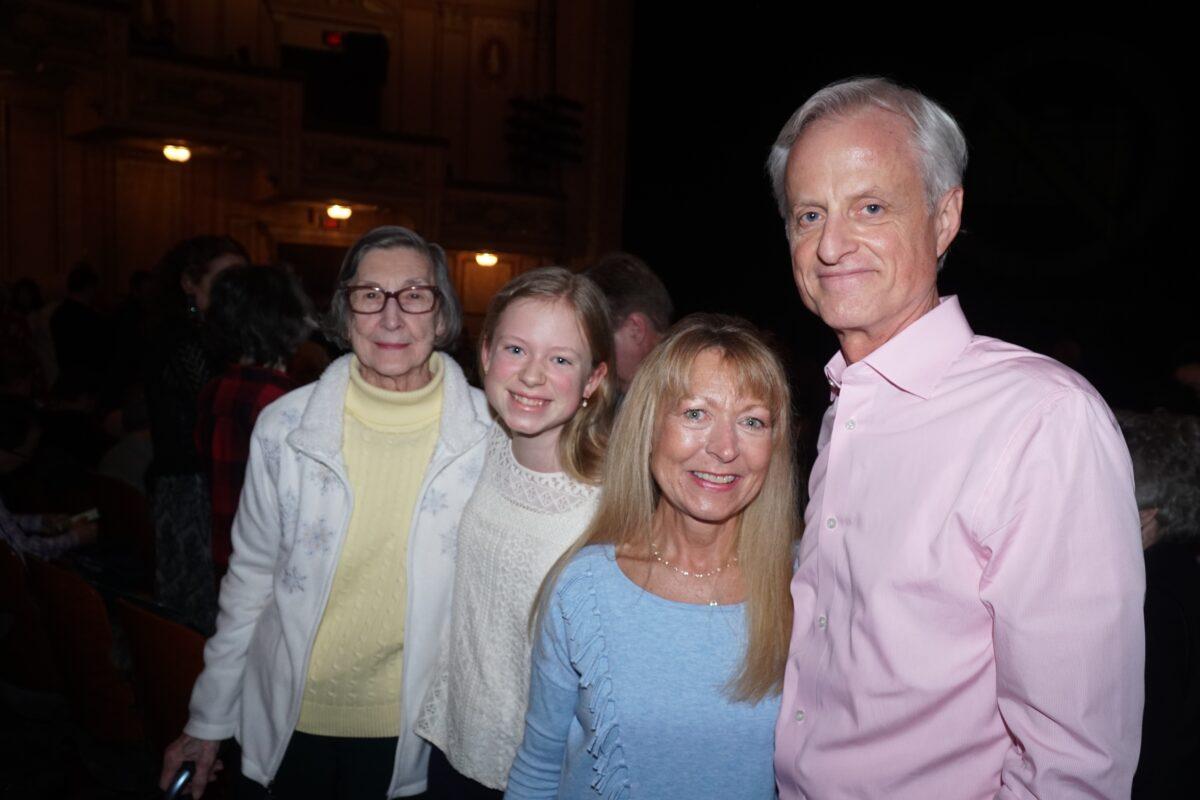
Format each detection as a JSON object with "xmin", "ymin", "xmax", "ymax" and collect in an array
[{"xmin": 621, "ymin": 12, "xmax": 1195, "ymax": 423}]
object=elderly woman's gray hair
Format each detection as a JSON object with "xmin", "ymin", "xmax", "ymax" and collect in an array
[
  {"xmin": 766, "ymin": 76, "xmax": 968, "ymax": 219},
  {"xmin": 1117, "ymin": 409, "xmax": 1200, "ymax": 544},
  {"xmin": 324, "ymin": 225, "xmax": 463, "ymax": 351}
]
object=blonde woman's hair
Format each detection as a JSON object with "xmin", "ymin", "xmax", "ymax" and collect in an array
[
  {"xmin": 479, "ymin": 266, "xmax": 616, "ymax": 484},
  {"xmin": 534, "ymin": 312, "xmax": 799, "ymax": 701}
]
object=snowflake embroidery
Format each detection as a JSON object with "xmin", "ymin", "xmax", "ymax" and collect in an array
[
  {"xmin": 312, "ymin": 465, "xmax": 339, "ymax": 496},
  {"xmin": 278, "ymin": 488, "xmax": 299, "ymax": 533},
  {"xmin": 421, "ymin": 487, "xmax": 449, "ymax": 517},
  {"xmin": 460, "ymin": 458, "xmax": 484, "ymax": 485},
  {"xmin": 299, "ymin": 520, "xmax": 334, "ymax": 557},
  {"xmin": 282, "ymin": 566, "xmax": 307, "ymax": 593},
  {"xmin": 260, "ymin": 438, "xmax": 282, "ymax": 476}
]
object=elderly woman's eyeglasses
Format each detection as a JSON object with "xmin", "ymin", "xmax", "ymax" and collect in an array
[{"xmin": 344, "ymin": 284, "xmax": 440, "ymax": 314}]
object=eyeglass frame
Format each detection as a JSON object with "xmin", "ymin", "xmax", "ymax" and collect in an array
[{"xmin": 341, "ymin": 282, "xmax": 442, "ymax": 315}]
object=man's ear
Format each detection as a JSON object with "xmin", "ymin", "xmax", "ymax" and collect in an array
[
  {"xmin": 621, "ymin": 312, "xmax": 652, "ymax": 345},
  {"xmin": 934, "ymin": 186, "xmax": 964, "ymax": 258}
]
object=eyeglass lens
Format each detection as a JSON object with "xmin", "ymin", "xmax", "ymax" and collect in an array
[{"xmin": 347, "ymin": 286, "xmax": 437, "ymax": 314}]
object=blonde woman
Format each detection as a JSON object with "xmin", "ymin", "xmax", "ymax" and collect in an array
[{"xmin": 506, "ymin": 313, "xmax": 799, "ymax": 800}]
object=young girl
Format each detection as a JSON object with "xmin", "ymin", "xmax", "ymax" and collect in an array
[{"xmin": 415, "ymin": 267, "xmax": 615, "ymax": 798}]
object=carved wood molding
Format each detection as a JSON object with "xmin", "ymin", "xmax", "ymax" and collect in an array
[
  {"xmin": 122, "ymin": 58, "xmax": 299, "ymax": 136},
  {"xmin": 294, "ymin": 130, "xmax": 445, "ymax": 201},
  {"xmin": 440, "ymin": 187, "xmax": 563, "ymax": 253}
]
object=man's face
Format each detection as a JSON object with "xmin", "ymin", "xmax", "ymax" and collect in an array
[{"xmin": 783, "ymin": 107, "xmax": 961, "ymax": 358}]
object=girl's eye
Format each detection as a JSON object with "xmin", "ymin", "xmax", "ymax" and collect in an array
[
  {"xmin": 505, "ymin": 345, "xmax": 524, "ymax": 356},
  {"xmin": 553, "ymin": 356, "xmax": 572, "ymax": 366}
]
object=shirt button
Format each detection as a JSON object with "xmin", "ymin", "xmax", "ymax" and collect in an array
[
  {"xmin": 794, "ymin": 710, "xmax": 806, "ymax": 722},
  {"xmin": 826, "ymin": 517, "xmax": 837, "ymax": 530},
  {"xmin": 817, "ymin": 615, "xmax": 828, "ymax": 629},
  {"xmin": 844, "ymin": 419, "xmax": 856, "ymax": 430}
]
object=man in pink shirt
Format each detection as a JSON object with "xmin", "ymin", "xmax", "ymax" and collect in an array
[{"xmin": 768, "ymin": 77, "xmax": 1144, "ymax": 799}]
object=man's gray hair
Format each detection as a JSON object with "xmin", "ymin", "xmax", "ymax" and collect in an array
[
  {"xmin": 767, "ymin": 76, "xmax": 968, "ymax": 219},
  {"xmin": 324, "ymin": 225, "xmax": 463, "ymax": 351},
  {"xmin": 1117, "ymin": 409, "xmax": 1200, "ymax": 544}
]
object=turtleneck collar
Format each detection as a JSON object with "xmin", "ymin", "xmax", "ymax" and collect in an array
[{"xmin": 345, "ymin": 353, "xmax": 444, "ymax": 432}]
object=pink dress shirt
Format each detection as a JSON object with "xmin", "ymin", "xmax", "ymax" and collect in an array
[{"xmin": 776, "ymin": 297, "xmax": 1144, "ymax": 800}]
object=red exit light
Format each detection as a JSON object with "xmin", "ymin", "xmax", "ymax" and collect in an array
[{"xmin": 323, "ymin": 31, "xmax": 344, "ymax": 48}]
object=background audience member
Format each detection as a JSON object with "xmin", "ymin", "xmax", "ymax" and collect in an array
[
  {"xmin": 50, "ymin": 262, "xmax": 107, "ymax": 393},
  {"xmin": 1119, "ymin": 410, "xmax": 1200, "ymax": 799},
  {"xmin": 0, "ymin": 280, "xmax": 48, "ymax": 399},
  {"xmin": 0, "ymin": 394, "xmax": 98, "ymax": 559},
  {"xmin": 583, "ymin": 251, "xmax": 673, "ymax": 393},
  {"xmin": 97, "ymin": 388, "xmax": 154, "ymax": 496},
  {"xmin": 197, "ymin": 264, "xmax": 313, "ymax": 578},
  {"xmin": 145, "ymin": 235, "xmax": 248, "ymax": 633}
]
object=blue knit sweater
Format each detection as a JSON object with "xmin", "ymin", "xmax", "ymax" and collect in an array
[{"xmin": 504, "ymin": 545, "xmax": 780, "ymax": 800}]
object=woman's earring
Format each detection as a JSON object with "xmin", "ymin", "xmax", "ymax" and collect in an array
[{"xmin": 581, "ymin": 396, "xmax": 589, "ymax": 408}]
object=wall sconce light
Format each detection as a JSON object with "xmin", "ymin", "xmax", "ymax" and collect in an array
[
  {"xmin": 162, "ymin": 144, "xmax": 192, "ymax": 163},
  {"xmin": 327, "ymin": 204, "xmax": 352, "ymax": 220},
  {"xmin": 474, "ymin": 251, "xmax": 498, "ymax": 267}
]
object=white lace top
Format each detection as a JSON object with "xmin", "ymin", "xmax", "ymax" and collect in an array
[{"xmin": 414, "ymin": 424, "xmax": 599, "ymax": 789}]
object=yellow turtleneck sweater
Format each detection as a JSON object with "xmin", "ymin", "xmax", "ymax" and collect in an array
[{"xmin": 296, "ymin": 354, "xmax": 444, "ymax": 737}]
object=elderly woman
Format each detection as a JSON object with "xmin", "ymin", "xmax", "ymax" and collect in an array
[
  {"xmin": 161, "ymin": 226, "xmax": 491, "ymax": 799},
  {"xmin": 505, "ymin": 313, "xmax": 798, "ymax": 800},
  {"xmin": 1118, "ymin": 410, "xmax": 1200, "ymax": 800}
]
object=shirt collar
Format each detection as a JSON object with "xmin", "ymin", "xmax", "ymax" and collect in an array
[{"xmin": 823, "ymin": 296, "xmax": 973, "ymax": 400}]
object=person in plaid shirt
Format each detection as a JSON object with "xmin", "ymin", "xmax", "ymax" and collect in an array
[{"xmin": 196, "ymin": 265, "xmax": 313, "ymax": 577}]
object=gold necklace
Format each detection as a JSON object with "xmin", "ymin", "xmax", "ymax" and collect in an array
[{"xmin": 648, "ymin": 541, "xmax": 738, "ymax": 580}]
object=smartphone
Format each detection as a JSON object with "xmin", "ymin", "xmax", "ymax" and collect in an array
[
  {"xmin": 164, "ymin": 761, "xmax": 195, "ymax": 800},
  {"xmin": 71, "ymin": 507, "xmax": 100, "ymax": 523}
]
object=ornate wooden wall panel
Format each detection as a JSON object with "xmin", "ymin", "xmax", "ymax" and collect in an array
[
  {"xmin": 2, "ymin": 99, "xmax": 61, "ymax": 287},
  {"xmin": 166, "ymin": 0, "xmax": 229, "ymax": 61},
  {"xmin": 113, "ymin": 154, "xmax": 186, "ymax": 278},
  {"xmin": 399, "ymin": 5, "xmax": 437, "ymax": 135},
  {"xmin": 441, "ymin": 187, "xmax": 564, "ymax": 255},
  {"xmin": 463, "ymin": 11, "xmax": 523, "ymax": 184},
  {"xmin": 437, "ymin": 4, "xmax": 470, "ymax": 181}
]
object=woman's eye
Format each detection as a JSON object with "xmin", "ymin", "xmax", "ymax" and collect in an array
[
  {"xmin": 683, "ymin": 408, "xmax": 705, "ymax": 422},
  {"xmin": 743, "ymin": 416, "xmax": 768, "ymax": 430},
  {"xmin": 505, "ymin": 345, "xmax": 523, "ymax": 356}
]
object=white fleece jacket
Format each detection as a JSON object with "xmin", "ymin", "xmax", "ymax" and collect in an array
[{"xmin": 184, "ymin": 353, "xmax": 491, "ymax": 797}]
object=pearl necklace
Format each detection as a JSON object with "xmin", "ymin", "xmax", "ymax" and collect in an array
[{"xmin": 649, "ymin": 541, "xmax": 738, "ymax": 580}]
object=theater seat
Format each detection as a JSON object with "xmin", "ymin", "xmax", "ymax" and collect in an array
[
  {"xmin": 25, "ymin": 559, "xmax": 143, "ymax": 743},
  {"xmin": 113, "ymin": 597, "xmax": 205, "ymax": 754},
  {"xmin": 0, "ymin": 542, "xmax": 61, "ymax": 692}
]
